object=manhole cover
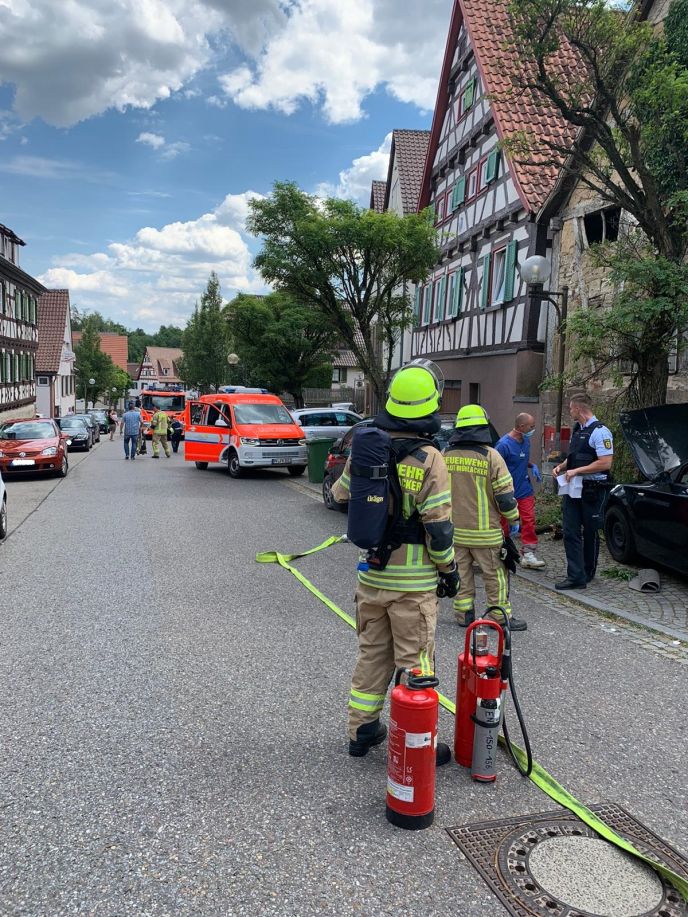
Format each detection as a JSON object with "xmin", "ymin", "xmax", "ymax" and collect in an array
[
  {"xmin": 447, "ymin": 804, "xmax": 687, "ymax": 917},
  {"xmin": 528, "ymin": 836, "xmax": 663, "ymax": 916}
]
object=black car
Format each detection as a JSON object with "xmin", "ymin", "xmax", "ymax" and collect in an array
[
  {"xmin": 90, "ymin": 410, "xmax": 109, "ymax": 434},
  {"xmin": 56, "ymin": 416, "xmax": 92, "ymax": 451},
  {"xmin": 321, "ymin": 419, "xmax": 458, "ymax": 512},
  {"xmin": 73, "ymin": 413, "xmax": 100, "ymax": 445},
  {"xmin": 604, "ymin": 403, "xmax": 688, "ymax": 575}
]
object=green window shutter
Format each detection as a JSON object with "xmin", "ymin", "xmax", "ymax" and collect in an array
[
  {"xmin": 485, "ymin": 148, "xmax": 500, "ymax": 184},
  {"xmin": 453, "ymin": 267, "xmax": 465, "ymax": 317},
  {"xmin": 451, "ymin": 176, "xmax": 466, "ymax": 210},
  {"xmin": 436, "ymin": 275, "xmax": 447, "ymax": 321},
  {"xmin": 462, "ymin": 78, "xmax": 475, "ymax": 111},
  {"xmin": 422, "ymin": 284, "xmax": 432, "ymax": 324},
  {"xmin": 428, "ymin": 202, "xmax": 435, "ymax": 223},
  {"xmin": 480, "ymin": 254, "xmax": 491, "ymax": 310},
  {"xmin": 503, "ymin": 240, "xmax": 518, "ymax": 302},
  {"xmin": 413, "ymin": 286, "xmax": 422, "ymax": 322}
]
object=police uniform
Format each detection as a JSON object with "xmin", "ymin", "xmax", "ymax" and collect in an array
[
  {"xmin": 331, "ymin": 361, "xmax": 456, "ymax": 757},
  {"xmin": 561, "ymin": 416, "xmax": 613, "ymax": 585},
  {"xmin": 444, "ymin": 406, "xmax": 526, "ymax": 630}
]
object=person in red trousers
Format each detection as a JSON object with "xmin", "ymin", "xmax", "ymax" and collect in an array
[{"xmin": 495, "ymin": 413, "xmax": 546, "ymax": 569}]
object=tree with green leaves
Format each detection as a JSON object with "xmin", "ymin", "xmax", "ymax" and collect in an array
[
  {"xmin": 247, "ymin": 182, "xmax": 438, "ymax": 404},
  {"xmin": 178, "ymin": 272, "xmax": 230, "ymax": 393},
  {"xmin": 226, "ymin": 292, "xmax": 338, "ymax": 406},
  {"xmin": 109, "ymin": 367, "xmax": 132, "ymax": 407},
  {"xmin": 73, "ymin": 317, "xmax": 118, "ymax": 406},
  {"xmin": 506, "ymin": 0, "xmax": 688, "ymax": 407}
]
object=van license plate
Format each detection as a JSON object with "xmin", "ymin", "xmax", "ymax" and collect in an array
[
  {"xmin": 12, "ymin": 459, "xmax": 35, "ymax": 466},
  {"xmin": 272, "ymin": 458, "xmax": 288, "ymax": 465}
]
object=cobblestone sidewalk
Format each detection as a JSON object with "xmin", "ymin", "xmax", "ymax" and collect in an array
[{"xmin": 517, "ymin": 532, "xmax": 688, "ymax": 642}]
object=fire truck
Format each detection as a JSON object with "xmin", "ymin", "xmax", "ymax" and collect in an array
[{"xmin": 138, "ymin": 384, "xmax": 187, "ymax": 439}]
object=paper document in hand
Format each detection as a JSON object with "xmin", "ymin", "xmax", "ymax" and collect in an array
[{"xmin": 557, "ymin": 474, "xmax": 583, "ymax": 498}]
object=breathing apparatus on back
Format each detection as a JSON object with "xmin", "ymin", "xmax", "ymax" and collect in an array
[{"xmin": 346, "ymin": 360, "xmax": 444, "ymax": 568}]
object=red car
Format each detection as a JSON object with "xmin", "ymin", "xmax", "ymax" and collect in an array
[{"xmin": 0, "ymin": 418, "xmax": 70, "ymax": 478}]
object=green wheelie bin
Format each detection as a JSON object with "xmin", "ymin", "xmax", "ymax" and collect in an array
[{"xmin": 307, "ymin": 436, "xmax": 337, "ymax": 484}]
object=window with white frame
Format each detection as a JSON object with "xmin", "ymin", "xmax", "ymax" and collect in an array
[
  {"xmin": 491, "ymin": 248, "xmax": 507, "ymax": 305},
  {"xmin": 466, "ymin": 168, "xmax": 478, "ymax": 201},
  {"xmin": 422, "ymin": 283, "xmax": 433, "ymax": 325}
]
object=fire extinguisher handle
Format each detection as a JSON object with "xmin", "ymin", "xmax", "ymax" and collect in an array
[{"xmin": 393, "ymin": 668, "xmax": 440, "ymax": 690}]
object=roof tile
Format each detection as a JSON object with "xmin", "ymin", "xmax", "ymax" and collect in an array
[
  {"xmin": 36, "ymin": 289, "xmax": 70, "ymax": 374},
  {"xmin": 370, "ymin": 180, "xmax": 387, "ymax": 213},
  {"xmin": 390, "ymin": 130, "xmax": 431, "ymax": 215}
]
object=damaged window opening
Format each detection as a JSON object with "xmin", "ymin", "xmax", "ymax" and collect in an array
[{"xmin": 583, "ymin": 206, "xmax": 621, "ymax": 246}]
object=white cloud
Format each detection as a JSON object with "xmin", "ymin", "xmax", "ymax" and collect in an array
[
  {"xmin": 317, "ymin": 132, "xmax": 391, "ymax": 205},
  {"xmin": 0, "ymin": 0, "xmax": 450, "ymax": 127},
  {"xmin": 38, "ymin": 191, "xmax": 268, "ymax": 330},
  {"xmin": 135, "ymin": 132, "xmax": 190, "ymax": 159},
  {"xmin": 0, "ymin": 155, "xmax": 113, "ymax": 181},
  {"xmin": 219, "ymin": 0, "xmax": 450, "ymax": 123},
  {"xmin": 136, "ymin": 131, "xmax": 166, "ymax": 150}
]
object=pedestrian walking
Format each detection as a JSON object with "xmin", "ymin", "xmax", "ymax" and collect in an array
[
  {"xmin": 169, "ymin": 418, "xmax": 183, "ymax": 453},
  {"xmin": 119, "ymin": 401, "xmax": 141, "ymax": 461},
  {"xmin": 495, "ymin": 413, "xmax": 545, "ymax": 569},
  {"xmin": 444, "ymin": 405, "xmax": 527, "ymax": 631},
  {"xmin": 331, "ymin": 360, "xmax": 458, "ymax": 761},
  {"xmin": 150, "ymin": 408, "xmax": 172, "ymax": 459},
  {"xmin": 552, "ymin": 393, "xmax": 614, "ymax": 590},
  {"xmin": 108, "ymin": 408, "xmax": 118, "ymax": 441}
]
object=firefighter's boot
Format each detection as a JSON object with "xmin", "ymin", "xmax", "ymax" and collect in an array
[
  {"xmin": 349, "ymin": 720, "xmax": 387, "ymax": 757},
  {"xmin": 436, "ymin": 741, "xmax": 451, "ymax": 767}
]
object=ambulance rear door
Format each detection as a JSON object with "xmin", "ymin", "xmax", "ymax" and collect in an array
[{"xmin": 184, "ymin": 400, "xmax": 230, "ymax": 465}]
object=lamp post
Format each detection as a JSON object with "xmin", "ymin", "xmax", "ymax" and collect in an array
[
  {"xmin": 227, "ymin": 352, "xmax": 240, "ymax": 388},
  {"xmin": 518, "ymin": 256, "xmax": 569, "ymax": 454},
  {"xmin": 88, "ymin": 377, "xmax": 96, "ymax": 412},
  {"xmin": 111, "ymin": 386, "xmax": 118, "ymax": 411}
]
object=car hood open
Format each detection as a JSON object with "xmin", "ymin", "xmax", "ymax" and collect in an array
[{"xmin": 619, "ymin": 403, "xmax": 688, "ymax": 480}]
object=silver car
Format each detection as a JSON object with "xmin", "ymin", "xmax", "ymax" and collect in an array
[{"xmin": 291, "ymin": 408, "xmax": 363, "ymax": 440}]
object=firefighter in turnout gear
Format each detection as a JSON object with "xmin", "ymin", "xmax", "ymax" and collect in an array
[
  {"xmin": 445, "ymin": 405, "xmax": 528, "ymax": 632},
  {"xmin": 331, "ymin": 360, "xmax": 458, "ymax": 759}
]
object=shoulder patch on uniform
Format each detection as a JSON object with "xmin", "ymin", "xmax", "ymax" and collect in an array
[
  {"xmin": 603, "ymin": 438, "xmax": 612, "ymax": 450},
  {"xmin": 414, "ymin": 449, "xmax": 427, "ymax": 463}
]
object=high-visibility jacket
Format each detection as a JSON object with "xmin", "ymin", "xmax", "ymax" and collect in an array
[
  {"xmin": 331, "ymin": 434, "xmax": 455, "ymax": 592},
  {"xmin": 151, "ymin": 410, "xmax": 171, "ymax": 435},
  {"xmin": 444, "ymin": 443, "xmax": 519, "ymax": 547}
]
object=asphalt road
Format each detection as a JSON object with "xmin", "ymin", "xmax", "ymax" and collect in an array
[{"xmin": 0, "ymin": 443, "xmax": 685, "ymax": 916}]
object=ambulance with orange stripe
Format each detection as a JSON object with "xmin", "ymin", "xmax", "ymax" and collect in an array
[{"xmin": 184, "ymin": 392, "xmax": 308, "ymax": 478}]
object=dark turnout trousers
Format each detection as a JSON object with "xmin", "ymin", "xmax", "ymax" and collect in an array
[{"xmin": 562, "ymin": 487, "xmax": 606, "ymax": 584}]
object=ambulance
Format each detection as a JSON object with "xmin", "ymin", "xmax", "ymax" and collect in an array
[{"xmin": 183, "ymin": 392, "xmax": 308, "ymax": 478}]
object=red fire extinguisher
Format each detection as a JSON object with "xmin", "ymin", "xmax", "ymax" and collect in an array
[
  {"xmin": 454, "ymin": 620, "xmax": 505, "ymax": 778},
  {"xmin": 386, "ymin": 668, "xmax": 439, "ymax": 830}
]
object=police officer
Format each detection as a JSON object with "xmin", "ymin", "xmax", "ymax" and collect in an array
[
  {"xmin": 331, "ymin": 360, "xmax": 458, "ymax": 760},
  {"xmin": 444, "ymin": 405, "xmax": 528, "ymax": 632},
  {"xmin": 553, "ymin": 393, "xmax": 613, "ymax": 589}
]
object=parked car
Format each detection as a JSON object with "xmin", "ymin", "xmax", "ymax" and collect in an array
[
  {"xmin": 90, "ymin": 410, "xmax": 109, "ymax": 434},
  {"xmin": 0, "ymin": 418, "xmax": 70, "ymax": 477},
  {"xmin": 0, "ymin": 470, "xmax": 7, "ymax": 542},
  {"xmin": 56, "ymin": 415, "xmax": 92, "ymax": 451},
  {"xmin": 292, "ymin": 408, "xmax": 363, "ymax": 441},
  {"xmin": 331, "ymin": 402, "xmax": 357, "ymax": 413},
  {"xmin": 73, "ymin": 413, "xmax": 100, "ymax": 445},
  {"xmin": 321, "ymin": 419, "xmax": 456, "ymax": 511},
  {"xmin": 604, "ymin": 403, "xmax": 688, "ymax": 575}
]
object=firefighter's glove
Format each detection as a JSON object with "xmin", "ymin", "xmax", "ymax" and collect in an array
[
  {"xmin": 437, "ymin": 563, "xmax": 460, "ymax": 599},
  {"xmin": 531, "ymin": 464, "xmax": 542, "ymax": 483}
]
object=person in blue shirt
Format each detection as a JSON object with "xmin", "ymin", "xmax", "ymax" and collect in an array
[
  {"xmin": 552, "ymin": 393, "xmax": 614, "ymax": 589},
  {"xmin": 119, "ymin": 402, "xmax": 142, "ymax": 461},
  {"xmin": 496, "ymin": 413, "xmax": 545, "ymax": 569}
]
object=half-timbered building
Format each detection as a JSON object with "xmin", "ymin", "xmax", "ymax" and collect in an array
[
  {"xmin": 412, "ymin": 0, "xmax": 579, "ymax": 441},
  {"xmin": 0, "ymin": 223, "xmax": 45, "ymax": 422}
]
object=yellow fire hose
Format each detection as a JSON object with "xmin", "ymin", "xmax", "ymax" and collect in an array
[{"xmin": 257, "ymin": 535, "xmax": 687, "ymax": 900}]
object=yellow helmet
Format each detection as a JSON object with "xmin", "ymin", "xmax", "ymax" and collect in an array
[
  {"xmin": 455, "ymin": 404, "xmax": 489, "ymax": 428},
  {"xmin": 386, "ymin": 359, "xmax": 443, "ymax": 419}
]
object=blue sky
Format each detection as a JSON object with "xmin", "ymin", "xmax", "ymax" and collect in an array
[{"xmin": 0, "ymin": 0, "xmax": 452, "ymax": 332}]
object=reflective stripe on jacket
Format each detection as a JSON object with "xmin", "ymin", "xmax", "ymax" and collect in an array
[
  {"xmin": 445, "ymin": 445, "xmax": 518, "ymax": 546},
  {"xmin": 331, "ymin": 435, "xmax": 454, "ymax": 592}
]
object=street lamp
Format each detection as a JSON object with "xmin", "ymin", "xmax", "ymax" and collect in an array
[
  {"xmin": 88, "ymin": 377, "xmax": 96, "ymax": 412},
  {"xmin": 227, "ymin": 353, "xmax": 239, "ymax": 366},
  {"xmin": 518, "ymin": 255, "xmax": 569, "ymax": 454},
  {"xmin": 111, "ymin": 386, "xmax": 118, "ymax": 409}
]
